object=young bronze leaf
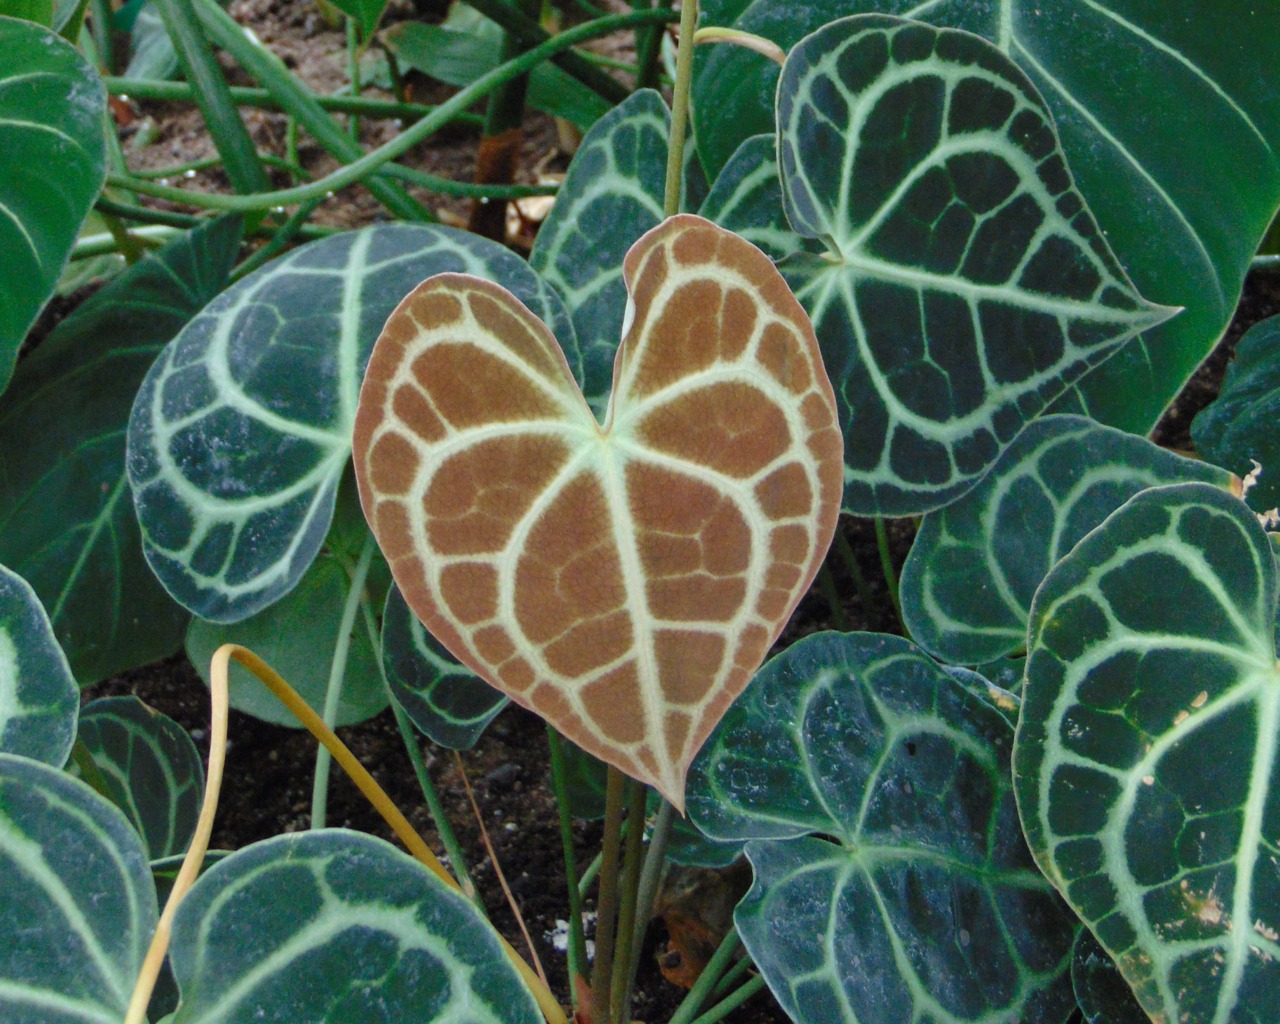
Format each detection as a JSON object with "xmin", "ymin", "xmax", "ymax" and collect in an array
[{"xmin": 355, "ymin": 215, "xmax": 843, "ymax": 807}]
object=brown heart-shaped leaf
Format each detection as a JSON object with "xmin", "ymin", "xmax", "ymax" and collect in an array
[{"xmin": 353, "ymin": 215, "xmax": 843, "ymax": 807}]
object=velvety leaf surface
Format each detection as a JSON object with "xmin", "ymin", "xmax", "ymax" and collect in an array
[
  {"xmin": 529, "ymin": 89, "xmax": 669, "ymax": 409},
  {"xmin": 0, "ymin": 15, "xmax": 106, "ymax": 394},
  {"xmin": 1192, "ymin": 314, "xmax": 1280, "ymax": 515},
  {"xmin": 694, "ymin": 0, "xmax": 1280, "ymax": 435},
  {"xmin": 698, "ymin": 134, "xmax": 811, "ymax": 263},
  {"xmin": 382, "ymin": 583, "xmax": 506, "ymax": 750},
  {"xmin": 127, "ymin": 223, "xmax": 576, "ymax": 623},
  {"xmin": 1071, "ymin": 929, "xmax": 1148, "ymax": 1024},
  {"xmin": 73, "ymin": 696, "xmax": 203, "ymax": 860},
  {"xmin": 1014, "ymin": 483, "xmax": 1280, "ymax": 1023},
  {"xmin": 0, "ymin": 216, "xmax": 241, "ymax": 684},
  {"xmin": 168, "ymin": 829, "xmax": 540, "ymax": 1024},
  {"xmin": 0, "ymin": 753, "xmax": 157, "ymax": 1024},
  {"xmin": 355, "ymin": 215, "xmax": 844, "ymax": 807},
  {"xmin": 687, "ymin": 631, "xmax": 1077, "ymax": 1024},
  {"xmin": 0, "ymin": 563, "xmax": 76, "ymax": 766},
  {"xmin": 777, "ymin": 16, "xmax": 1171, "ymax": 514},
  {"xmin": 901, "ymin": 415, "xmax": 1238, "ymax": 665}
]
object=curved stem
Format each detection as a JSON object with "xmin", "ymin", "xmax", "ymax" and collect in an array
[
  {"xmin": 310, "ymin": 534, "xmax": 375, "ymax": 828},
  {"xmin": 106, "ymin": 8, "xmax": 679, "ymax": 213}
]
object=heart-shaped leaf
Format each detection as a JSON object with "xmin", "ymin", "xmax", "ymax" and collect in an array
[
  {"xmin": 354, "ymin": 215, "xmax": 844, "ymax": 807},
  {"xmin": 382, "ymin": 583, "xmax": 507, "ymax": 750},
  {"xmin": 0, "ymin": 753, "xmax": 158, "ymax": 1023},
  {"xmin": 0, "ymin": 216, "xmax": 241, "ymax": 684},
  {"xmin": 529, "ymin": 89, "xmax": 670, "ymax": 409},
  {"xmin": 1193, "ymin": 313, "xmax": 1280, "ymax": 515},
  {"xmin": 1014, "ymin": 482, "xmax": 1280, "ymax": 1023},
  {"xmin": 776, "ymin": 15, "xmax": 1174, "ymax": 514},
  {"xmin": 686, "ymin": 631, "xmax": 1078, "ymax": 1024},
  {"xmin": 900, "ymin": 415, "xmax": 1239, "ymax": 665},
  {"xmin": 0, "ymin": 563, "xmax": 76, "ymax": 766},
  {"xmin": 127, "ymin": 223, "xmax": 576, "ymax": 623},
  {"xmin": 168, "ymin": 830, "xmax": 541, "ymax": 1024},
  {"xmin": 73, "ymin": 696, "xmax": 204, "ymax": 860},
  {"xmin": 0, "ymin": 15, "xmax": 106, "ymax": 394},
  {"xmin": 693, "ymin": 0, "xmax": 1280, "ymax": 435}
]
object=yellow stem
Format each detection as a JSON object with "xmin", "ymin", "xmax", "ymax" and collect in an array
[{"xmin": 123, "ymin": 643, "xmax": 568, "ymax": 1024}]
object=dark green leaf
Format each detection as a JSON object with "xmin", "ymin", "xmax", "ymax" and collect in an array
[
  {"xmin": 777, "ymin": 16, "xmax": 1171, "ymax": 514},
  {"xmin": 688, "ymin": 631, "xmax": 1077, "ymax": 1024},
  {"xmin": 1071, "ymin": 929, "xmax": 1148, "ymax": 1024},
  {"xmin": 0, "ymin": 217, "xmax": 241, "ymax": 684},
  {"xmin": 1014, "ymin": 482, "xmax": 1280, "ymax": 1023},
  {"xmin": 0, "ymin": 563, "xmax": 76, "ymax": 765},
  {"xmin": 0, "ymin": 753, "xmax": 157, "ymax": 1023},
  {"xmin": 73, "ymin": 696, "xmax": 203, "ymax": 860},
  {"xmin": 529, "ymin": 89, "xmax": 669, "ymax": 409},
  {"xmin": 698, "ymin": 133, "xmax": 811, "ymax": 262},
  {"xmin": 693, "ymin": 0, "xmax": 1280, "ymax": 434},
  {"xmin": 383, "ymin": 11, "xmax": 610, "ymax": 131},
  {"xmin": 382, "ymin": 583, "xmax": 506, "ymax": 750},
  {"xmin": 0, "ymin": 16, "xmax": 106, "ymax": 394},
  {"xmin": 324, "ymin": 0, "xmax": 386, "ymax": 38},
  {"xmin": 127, "ymin": 223, "xmax": 577, "ymax": 623},
  {"xmin": 168, "ymin": 829, "xmax": 541, "ymax": 1024},
  {"xmin": 1193, "ymin": 313, "xmax": 1280, "ymax": 514},
  {"xmin": 900, "ymin": 415, "xmax": 1237, "ymax": 665}
]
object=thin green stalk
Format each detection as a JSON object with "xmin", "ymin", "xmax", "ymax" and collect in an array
[
  {"xmin": 874, "ymin": 517, "xmax": 904, "ymax": 630},
  {"xmin": 110, "ymin": 8, "xmax": 677, "ymax": 214},
  {"xmin": 90, "ymin": 0, "xmax": 114, "ymax": 73},
  {"xmin": 192, "ymin": 0, "xmax": 431, "ymax": 221},
  {"xmin": 228, "ymin": 198, "xmax": 324, "ymax": 282},
  {"xmin": 620, "ymin": 797, "xmax": 675, "ymax": 1015},
  {"xmin": 1252, "ymin": 254, "xmax": 1280, "ymax": 271},
  {"xmin": 668, "ymin": 926, "xmax": 742, "ymax": 1024},
  {"xmin": 310, "ymin": 534, "xmax": 375, "ymax": 828},
  {"xmin": 70, "ymin": 225, "xmax": 182, "ymax": 259},
  {"xmin": 346, "ymin": 17, "xmax": 361, "ymax": 142},
  {"xmin": 285, "ymin": 116, "xmax": 301, "ymax": 179},
  {"xmin": 154, "ymin": 0, "xmax": 271, "ymax": 195},
  {"xmin": 609, "ymin": 779, "xmax": 649, "ymax": 1021},
  {"xmin": 384, "ymin": 47, "xmax": 408, "ymax": 104},
  {"xmin": 589, "ymin": 767, "xmax": 628, "ymax": 1024},
  {"xmin": 688, "ymin": 975, "xmax": 766, "ymax": 1024},
  {"xmin": 709, "ymin": 948, "xmax": 753, "ymax": 998},
  {"xmin": 99, "ymin": 212, "xmax": 147, "ymax": 264},
  {"xmin": 633, "ymin": 0, "xmax": 672, "ymax": 91},
  {"xmin": 834, "ymin": 527, "xmax": 875, "ymax": 623},
  {"xmin": 131, "ymin": 152, "xmax": 312, "ymax": 183},
  {"xmin": 462, "ymin": 0, "xmax": 630, "ymax": 104},
  {"xmin": 105, "ymin": 76, "xmax": 481, "ymax": 126},
  {"xmin": 663, "ymin": 0, "xmax": 700, "ymax": 218},
  {"xmin": 816, "ymin": 561, "xmax": 850, "ymax": 630},
  {"xmin": 578, "ymin": 847, "xmax": 603, "ymax": 898},
  {"xmin": 352, "ymin": 578, "xmax": 481, "ymax": 907},
  {"xmin": 547, "ymin": 729, "xmax": 589, "ymax": 1008}
]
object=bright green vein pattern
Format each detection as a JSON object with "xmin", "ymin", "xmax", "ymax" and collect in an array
[{"xmin": 1015, "ymin": 482, "xmax": 1280, "ymax": 1024}]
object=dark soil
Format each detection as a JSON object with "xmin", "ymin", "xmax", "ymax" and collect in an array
[{"xmin": 69, "ymin": 1, "xmax": 1280, "ymax": 1020}]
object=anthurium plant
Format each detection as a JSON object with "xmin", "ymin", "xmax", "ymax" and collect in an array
[{"xmin": 1, "ymin": 1, "xmax": 1279, "ymax": 1023}]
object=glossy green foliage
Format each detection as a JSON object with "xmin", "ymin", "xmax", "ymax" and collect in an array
[
  {"xmin": 74, "ymin": 696, "xmax": 203, "ymax": 860},
  {"xmin": 0, "ymin": 753, "xmax": 157, "ymax": 1023},
  {"xmin": 777, "ymin": 16, "xmax": 1169, "ymax": 514},
  {"xmin": 529, "ymin": 89, "xmax": 668, "ymax": 409},
  {"xmin": 901, "ymin": 415, "xmax": 1237, "ymax": 665},
  {"xmin": 0, "ymin": 15, "xmax": 106, "ymax": 395},
  {"xmin": 1071, "ymin": 930, "xmax": 1148, "ymax": 1024},
  {"xmin": 383, "ymin": 5, "xmax": 609, "ymax": 131},
  {"xmin": 694, "ymin": 0, "xmax": 1280, "ymax": 435},
  {"xmin": 688, "ymin": 631, "xmax": 1077, "ymax": 1024},
  {"xmin": 1193, "ymin": 313, "xmax": 1280, "ymax": 514},
  {"xmin": 168, "ymin": 829, "xmax": 541, "ymax": 1024},
  {"xmin": 1014, "ymin": 483, "xmax": 1280, "ymax": 1023},
  {"xmin": 0, "ymin": 217, "xmax": 241, "ymax": 684},
  {"xmin": 382, "ymin": 584, "xmax": 506, "ymax": 750},
  {"xmin": 0, "ymin": 564, "xmax": 76, "ymax": 766},
  {"xmin": 127, "ymin": 223, "xmax": 577, "ymax": 623}
]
